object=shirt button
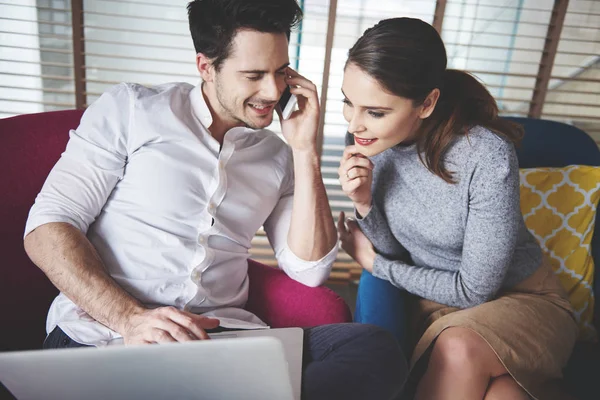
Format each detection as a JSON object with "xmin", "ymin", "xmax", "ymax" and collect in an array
[
  {"xmin": 208, "ymin": 203, "xmax": 215, "ymax": 211},
  {"xmin": 198, "ymin": 236, "xmax": 206, "ymax": 244},
  {"xmin": 191, "ymin": 269, "xmax": 201, "ymax": 281}
]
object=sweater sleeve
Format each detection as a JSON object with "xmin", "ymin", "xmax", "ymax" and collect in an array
[
  {"xmin": 356, "ymin": 202, "xmax": 409, "ymax": 260},
  {"xmin": 371, "ymin": 141, "xmax": 520, "ymax": 308}
]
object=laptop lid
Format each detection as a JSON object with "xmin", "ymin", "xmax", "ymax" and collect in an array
[
  {"xmin": 209, "ymin": 327, "xmax": 304, "ymax": 400},
  {"xmin": 0, "ymin": 336, "xmax": 294, "ymax": 400}
]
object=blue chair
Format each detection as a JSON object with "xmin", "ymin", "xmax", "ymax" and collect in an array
[{"xmin": 507, "ymin": 116, "xmax": 600, "ymax": 400}]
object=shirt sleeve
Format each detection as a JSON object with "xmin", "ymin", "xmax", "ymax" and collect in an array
[
  {"xmin": 262, "ymin": 150, "xmax": 337, "ymax": 288},
  {"xmin": 24, "ymin": 83, "xmax": 132, "ymax": 237},
  {"xmin": 371, "ymin": 141, "xmax": 520, "ymax": 308}
]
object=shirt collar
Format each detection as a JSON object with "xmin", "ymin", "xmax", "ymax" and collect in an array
[{"xmin": 189, "ymin": 83, "xmax": 214, "ymax": 129}]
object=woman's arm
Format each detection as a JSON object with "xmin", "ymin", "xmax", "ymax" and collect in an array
[{"xmin": 343, "ymin": 141, "xmax": 521, "ymax": 308}]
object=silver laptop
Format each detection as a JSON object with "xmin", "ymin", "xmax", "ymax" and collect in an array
[{"xmin": 0, "ymin": 327, "xmax": 304, "ymax": 400}]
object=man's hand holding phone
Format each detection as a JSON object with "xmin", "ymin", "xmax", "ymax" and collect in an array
[
  {"xmin": 278, "ymin": 68, "xmax": 320, "ymax": 154},
  {"xmin": 278, "ymin": 86, "xmax": 298, "ymax": 120}
]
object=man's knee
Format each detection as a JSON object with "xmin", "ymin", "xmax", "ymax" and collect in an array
[
  {"xmin": 304, "ymin": 323, "xmax": 408, "ymax": 399},
  {"xmin": 353, "ymin": 324, "xmax": 408, "ymax": 399},
  {"xmin": 330, "ymin": 324, "xmax": 408, "ymax": 396},
  {"xmin": 308, "ymin": 323, "xmax": 405, "ymax": 363},
  {"xmin": 351, "ymin": 324, "xmax": 408, "ymax": 376}
]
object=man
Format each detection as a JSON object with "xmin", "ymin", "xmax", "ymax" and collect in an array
[{"xmin": 23, "ymin": 0, "xmax": 406, "ymax": 398}]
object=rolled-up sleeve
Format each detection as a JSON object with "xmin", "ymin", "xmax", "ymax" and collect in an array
[
  {"xmin": 24, "ymin": 83, "xmax": 132, "ymax": 237},
  {"xmin": 262, "ymin": 157, "xmax": 337, "ymax": 288}
]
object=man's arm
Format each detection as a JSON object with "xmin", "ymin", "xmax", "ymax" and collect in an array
[
  {"xmin": 24, "ymin": 84, "xmax": 217, "ymax": 345},
  {"xmin": 25, "ymin": 223, "xmax": 144, "ymax": 336},
  {"xmin": 25, "ymin": 223, "xmax": 218, "ymax": 344},
  {"xmin": 262, "ymin": 69, "xmax": 337, "ymax": 287},
  {"xmin": 287, "ymin": 150, "xmax": 337, "ymax": 260},
  {"xmin": 281, "ymin": 68, "xmax": 337, "ymax": 261}
]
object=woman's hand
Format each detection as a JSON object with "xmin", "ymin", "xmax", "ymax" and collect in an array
[
  {"xmin": 338, "ymin": 146, "xmax": 373, "ymax": 217},
  {"xmin": 337, "ymin": 211, "xmax": 376, "ymax": 272}
]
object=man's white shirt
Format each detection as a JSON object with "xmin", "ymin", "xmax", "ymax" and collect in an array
[{"xmin": 25, "ymin": 82, "xmax": 337, "ymax": 346}]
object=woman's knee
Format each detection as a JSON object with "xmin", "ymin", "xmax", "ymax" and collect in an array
[{"xmin": 431, "ymin": 327, "xmax": 500, "ymax": 372}]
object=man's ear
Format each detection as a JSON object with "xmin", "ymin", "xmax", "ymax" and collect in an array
[
  {"xmin": 419, "ymin": 88, "xmax": 440, "ymax": 119},
  {"xmin": 196, "ymin": 53, "xmax": 214, "ymax": 82}
]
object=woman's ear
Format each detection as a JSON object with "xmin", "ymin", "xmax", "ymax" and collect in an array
[{"xmin": 419, "ymin": 88, "xmax": 440, "ymax": 119}]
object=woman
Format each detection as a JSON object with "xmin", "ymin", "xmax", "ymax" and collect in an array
[{"xmin": 337, "ymin": 17, "xmax": 577, "ymax": 400}]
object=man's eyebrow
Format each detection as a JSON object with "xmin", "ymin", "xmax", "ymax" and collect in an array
[
  {"xmin": 340, "ymin": 89, "xmax": 393, "ymax": 110},
  {"xmin": 238, "ymin": 62, "xmax": 290, "ymax": 74}
]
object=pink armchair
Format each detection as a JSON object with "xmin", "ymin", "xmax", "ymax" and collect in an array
[{"xmin": 0, "ymin": 110, "xmax": 351, "ymax": 352}]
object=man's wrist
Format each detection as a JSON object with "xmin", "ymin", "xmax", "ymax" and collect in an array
[
  {"xmin": 292, "ymin": 148, "xmax": 321, "ymax": 174},
  {"xmin": 113, "ymin": 303, "xmax": 145, "ymax": 334},
  {"xmin": 292, "ymin": 146, "xmax": 319, "ymax": 161}
]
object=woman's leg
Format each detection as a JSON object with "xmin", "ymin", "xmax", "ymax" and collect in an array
[
  {"xmin": 484, "ymin": 375, "xmax": 530, "ymax": 400},
  {"xmin": 415, "ymin": 327, "xmax": 529, "ymax": 400},
  {"xmin": 355, "ymin": 269, "xmax": 408, "ymax": 351}
]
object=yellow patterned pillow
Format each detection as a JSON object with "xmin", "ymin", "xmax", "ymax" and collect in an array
[{"xmin": 520, "ymin": 165, "xmax": 600, "ymax": 341}]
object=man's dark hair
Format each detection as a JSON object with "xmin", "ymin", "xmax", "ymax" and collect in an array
[{"xmin": 187, "ymin": 0, "xmax": 303, "ymax": 70}]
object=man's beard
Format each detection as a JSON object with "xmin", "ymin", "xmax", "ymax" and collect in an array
[{"xmin": 215, "ymin": 79, "xmax": 261, "ymax": 130}]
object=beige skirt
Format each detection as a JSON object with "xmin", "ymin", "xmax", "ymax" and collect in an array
[{"xmin": 408, "ymin": 259, "xmax": 578, "ymax": 400}]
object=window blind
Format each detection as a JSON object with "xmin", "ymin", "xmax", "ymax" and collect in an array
[
  {"xmin": 0, "ymin": 0, "xmax": 75, "ymax": 119},
  {"xmin": 542, "ymin": 0, "xmax": 600, "ymax": 143},
  {"xmin": 2, "ymin": 0, "xmax": 599, "ymax": 284}
]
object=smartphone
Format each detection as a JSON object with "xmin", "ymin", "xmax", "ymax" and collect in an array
[{"xmin": 278, "ymin": 86, "xmax": 298, "ymax": 120}]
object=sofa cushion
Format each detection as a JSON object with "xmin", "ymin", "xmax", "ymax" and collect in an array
[
  {"xmin": 0, "ymin": 110, "xmax": 84, "ymax": 350},
  {"xmin": 520, "ymin": 165, "xmax": 600, "ymax": 341}
]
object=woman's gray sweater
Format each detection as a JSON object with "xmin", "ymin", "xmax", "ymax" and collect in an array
[{"xmin": 355, "ymin": 126, "xmax": 542, "ymax": 308}]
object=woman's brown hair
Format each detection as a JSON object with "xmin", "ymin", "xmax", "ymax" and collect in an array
[{"xmin": 346, "ymin": 18, "xmax": 523, "ymax": 183}]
